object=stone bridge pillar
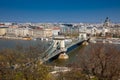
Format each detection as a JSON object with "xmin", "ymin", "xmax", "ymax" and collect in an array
[
  {"xmin": 53, "ymin": 36, "xmax": 68, "ymax": 59},
  {"xmin": 53, "ymin": 36, "xmax": 66, "ymax": 52},
  {"xmin": 79, "ymin": 32, "xmax": 87, "ymax": 40}
]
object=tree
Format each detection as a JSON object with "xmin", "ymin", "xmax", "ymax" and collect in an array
[
  {"xmin": 77, "ymin": 43, "xmax": 120, "ymax": 80},
  {"xmin": 0, "ymin": 45, "xmax": 54, "ymax": 80}
]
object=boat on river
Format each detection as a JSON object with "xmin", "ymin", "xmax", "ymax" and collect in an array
[{"xmin": 22, "ymin": 37, "xmax": 32, "ymax": 40}]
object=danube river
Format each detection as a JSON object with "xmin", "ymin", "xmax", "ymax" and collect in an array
[
  {"xmin": 0, "ymin": 39, "xmax": 48, "ymax": 50},
  {"xmin": 0, "ymin": 39, "xmax": 120, "ymax": 66}
]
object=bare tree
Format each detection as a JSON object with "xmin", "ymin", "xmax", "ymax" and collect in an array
[
  {"xmin": 0, "ymin": 44, "xmax": 53, "ymax": 80},
  {"xmin": 77, "ymin": 43, "xmax": 120, "ymax": 80}
]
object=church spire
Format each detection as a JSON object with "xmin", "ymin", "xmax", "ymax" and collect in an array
[{"xmin": 103, "ymin": 17, "xmax": 111, "ymax": 27}]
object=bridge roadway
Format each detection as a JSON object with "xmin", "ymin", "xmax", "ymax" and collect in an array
[
  {"xmin": 39, "ymin": 39, "xmax": 85, "ymax": 63},
  {"xmin": 66, "ymin": 39, "xmax": 84, "ymax": 49}
]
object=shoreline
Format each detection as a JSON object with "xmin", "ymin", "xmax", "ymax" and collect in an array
[
  {"xmin": 0, "ymin": 36, "xmax": 33, "ymax": 41},
  {"xmin": 90, "ymin": 37, "xmax": 120, "ymax": 44}
]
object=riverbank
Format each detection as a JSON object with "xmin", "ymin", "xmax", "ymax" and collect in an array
[
  {"xmin": 0, "ymin": 36, "xmax": 33, "ymax": 40},
  {"xmin": 90, "ymin": 37, "xmax": 120, "ymax": 44}
]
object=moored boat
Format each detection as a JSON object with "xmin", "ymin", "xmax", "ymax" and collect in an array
[{"xmin": 22, "ymin": 37, "xmax": 32, "ymax": 40}]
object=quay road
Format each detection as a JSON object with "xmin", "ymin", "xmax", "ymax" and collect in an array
[{"xmin": 90, "ymin": 37, "xmax": 120, "ymax": 44}]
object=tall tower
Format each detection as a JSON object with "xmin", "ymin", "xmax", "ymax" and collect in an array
[{"xmin": 103, "ymin": 17, "xmax": 111, "ymax": 27}]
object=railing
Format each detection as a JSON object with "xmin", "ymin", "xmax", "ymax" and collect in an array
[
  {"xmin": 66, "ymin": 39, "xmax": 83, "ymax": 48},
  {"xmin": 41, "ymin": 41, "xmax": 55, "ymax": 58},
  {"xmin": 42, "ymin": 39, "xmax": 85, "ymax": 63},
  {"xmin": 42, "ymin": 50, "xmax": 63, "ymax": 62}
]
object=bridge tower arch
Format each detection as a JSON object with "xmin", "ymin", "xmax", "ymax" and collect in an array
[
  {"xmin": 53, "ymin": 36, "xmax": 69, "ymax": 59},
  {"xmin": 79, "ymin": 32, "xmax": 87, "ymax": 40},
  {"xmin": 53, "ymin": 36, "xmax": 66, "ymax": 52},
  {"xmin": 79, "ymin": 32, "xmax": 89, "ymax": 45}
]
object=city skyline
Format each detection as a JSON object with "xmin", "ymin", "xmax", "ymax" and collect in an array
[{"xmin": 0, "ymin": 0, "xmax": 120, "ymax": 23}]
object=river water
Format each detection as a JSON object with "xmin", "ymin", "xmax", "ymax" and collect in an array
[
  {"xmin": 0, "ymin": 39, "xmax": 48, "ymax": 50},
  {"xmin": 0, "ymin": 39, "xmax": 120, "ymax": 66}
]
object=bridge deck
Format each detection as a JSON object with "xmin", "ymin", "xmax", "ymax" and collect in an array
[{"xmin": 40, "ymin": 39, "xmax": 85, "ymax": 63}]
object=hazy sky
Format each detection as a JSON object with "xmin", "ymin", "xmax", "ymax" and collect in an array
[{"xmin": 0, "ymin": 0, "xmax": 120, "ymax": 23}]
